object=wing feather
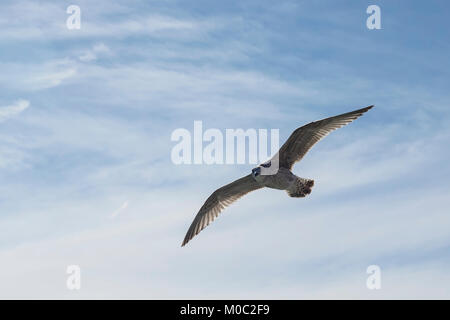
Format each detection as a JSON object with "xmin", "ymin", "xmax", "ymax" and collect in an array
[
  {"xmin": 181, "ymin": 174, "xmax": 263, "ymax": 246},
  {"xmin": 276, "ymin": 106, "xmax": 373, "ymax": 169}
]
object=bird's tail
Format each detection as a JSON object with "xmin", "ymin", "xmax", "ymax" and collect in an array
[{"xmin": 286, "ymin": 178, "xmax": 314, "ymax": 198}]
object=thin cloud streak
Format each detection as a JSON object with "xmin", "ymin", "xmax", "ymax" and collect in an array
[
  {"xmin": 110, "ymin": 201, "xmax": 129, "ymax": 218},
  {"xmin": 0, "ymin": 99, "xmax": 30, "ymax": 121}
]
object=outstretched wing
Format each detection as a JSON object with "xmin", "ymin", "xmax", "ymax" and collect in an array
[
  {"xmin": 182, "ymin": 174, "xmax": 263, "ymax": 246},
  {"xmin": 276, "ymin": 106, "xmax": 373, "ymax": 169}
]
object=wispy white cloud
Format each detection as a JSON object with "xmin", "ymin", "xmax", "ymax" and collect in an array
[
  {"xmin": 0, "ymin": 99, "xmax": 30, "ymax": 121},
  {"xmin": 0, "ymin": 1, "xmax": 209, "ymax": 41},
  {"xmin": 31, "ymin": 68, "xmax": 77, "ymax": 90},
  {"xmin": 0, "ymin": 59, "xmax": 77, "ymax": 91},
  {"xmin": 79, "ymin": 43, "xmax": 111, "ymax": 62}
]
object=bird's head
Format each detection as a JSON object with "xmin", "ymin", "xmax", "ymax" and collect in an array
[{"xmin": 251, "ymin": 161, "xmax": 272, "ymax": 180}]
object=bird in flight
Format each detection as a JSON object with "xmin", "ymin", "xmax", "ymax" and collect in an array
[{"xmin": 182, "ymin": 106, "xmax": 373, "ymax": 246}]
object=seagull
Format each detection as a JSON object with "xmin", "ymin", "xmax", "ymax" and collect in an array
[{"xmin": 182, "ymin": 105, "xmax": 373, "ymax": 246}]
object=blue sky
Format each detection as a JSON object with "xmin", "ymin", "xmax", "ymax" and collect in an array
[{"xmin": 0, "ymin": 0, "xmax": 449, "ymax": 298}]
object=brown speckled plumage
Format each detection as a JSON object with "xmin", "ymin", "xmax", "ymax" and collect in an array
[{"xmin": 182, "ymin": 106, "xmax": 373, "ymax": 246}]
